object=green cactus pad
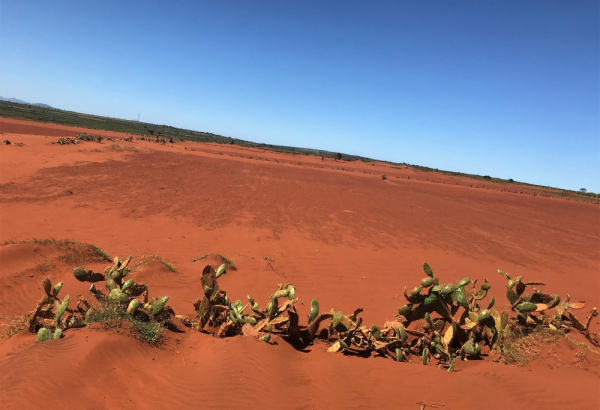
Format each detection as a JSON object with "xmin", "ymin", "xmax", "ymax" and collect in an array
[
  {"xmin": 423, "ymin": 263, "xmax": 434, "ymax": 277},
  {"xmin": 548, "ymin": 294, "xmax": 561, "ymax": 309},
  {"xmin": 152, "ymin": 296, "xmax": 169, "ymax": 316},
  {"xmin": 398, "ymin": 304, "xmax": 412, "ymax": 316},
  {"xmin": 287, "ymin": 285, "xmax": 296, "ymax": 300},
  {"xmin": 478, "ymin": 309, "xmax": 490, "ymax": 322},
  {"xmin": 431, "ymin": 284, "xmax": 445, "ymax": 292},
  {"xmin": 422, "ymin": 347, "xmax": 428, "ymax": 365},
  {"xmin": 457, "ymin": 277, "xmax": 471, "ymax": 288},
  {"xmin": 424, "ymin": 312, "xmax": 432, "ymax": 326},
  {"xmin": 37, "ymin": 327, "xmax": 53, "ymax": 343},
  {"xmin": 398, "ymin": 326, "xmax": 407, "ymax": 343},
  {"xmin": 55, "ymin": 295, "xmax": 69, "ymax": 322},
  {"xmin": 440, "ymin": 283, "xmax": 457, "ymax": 295},
  {"xmin": 247, "ymin": 295, "xmax": 256, "ymax": 306},
  {"xmin": 308, "ymin": 299, "xmax": 319, "ymax": 324},
  {"xmin": 121, "ymin": 279, "xmax": 134, "ymax": 292},
  {"xmin": 487, "ymin": 297, "xmax": 495, "ymax": 309},
  {"xmin": 396, "ymin": 348, "xmax": 404, "ymax": 362},
  {"xmin": 515, "ymin": 302, "xmax": 537, "ymax": 313},
  {"xmin": 73, "ymin": 267, "xmax": 88, "ymax": 281},
  {"xmin": 448, "ymin": 358, "xmax": 456, "ymax": 373},
  {"xmin": 506, "ymin": 289, "xmax": 518, "ymax": 305},
  {"xmin": 453, "ymin": 288, "xmax": 469, "ymax": 309},
  {"xmin": 243, "ymin": 316, "xmax": 257, "ymax": 325},
  {"xmin": 410, "ymin": 286, "xmax": 423, "ymax": 297},
  {"xmin": 421, "ymin": 277, "xmax": 434, "ymax": 288},
  {"xmin": 271, "ymin": 289, "xmax": 290, "ymax": 299},
  {"xmin": 53, "ymin": 282, "xmax": 63, "ymax": 297},
  {"xmin": 423, "ymin": 292, "xmax": 438, "ymax": 306},
  {"xmin": 463, "ymin": 340, "xmax": 481, "ymax": 356},
  {"xmin": 229, "ymin": 311, "xmax": 238, "ymax": 325},
  {"xmin": 108, "ymin": 289, "xmax": 129, "ymax": 304},
  {"xmin": 497, "ymin": 269, "xmax": 510, "ymax": 280},
  {"xmin": 53, "ymin": 328, "xmax": 63, "ymax": 339},
  {"xmin": 371, "ymin": 324, "xmax": 382, "ymax": 340},
  {"xmin": 215, "ymin": 264, "xmax": 227, "ymax": 278}
]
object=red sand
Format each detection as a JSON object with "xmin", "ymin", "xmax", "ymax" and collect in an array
[{"xmin": 1, "ymin": 117, "xmax": 599, "ymax": 409}]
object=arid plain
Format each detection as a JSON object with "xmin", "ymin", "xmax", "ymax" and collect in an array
[{"xmin": 0, "ymin": 117, "xmax": 598, "ymax": 409}]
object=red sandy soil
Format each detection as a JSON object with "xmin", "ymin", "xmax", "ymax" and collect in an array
[{"xmin": 0, "ymin": 117, "xmax": 599, "ymax": 409}]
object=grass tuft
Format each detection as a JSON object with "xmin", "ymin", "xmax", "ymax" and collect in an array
[
  {"xmin": 90, "ymin": 245, "xmax": 112, "ymax": 262},
  {"xmin": 191, "ymin": 253, "xmax": 236, "ymax": 270},
  {"xmin": 85, "ymin": 303, "xmax": 163, "ymax": 344},
  {"xmin": 134, "ymin": 256, "xmax": 177, "ymax": 273}
]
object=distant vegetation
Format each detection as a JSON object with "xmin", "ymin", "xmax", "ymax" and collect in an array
[
  {"xmin": 1, "ymin": 100, "xmax": 597, "ymax": 199},
  {"xmin": 0, "ymin": 101, "xmax": 372, "ymax": 161}
]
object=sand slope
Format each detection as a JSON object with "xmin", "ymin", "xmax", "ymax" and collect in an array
[{"xmin": 0, "ymin": 117, "xmax": 599, "ymax": 409}]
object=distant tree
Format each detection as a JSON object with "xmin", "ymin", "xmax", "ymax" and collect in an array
[
  {"xmin": 508, "ymin": 178, "xmax": 514, "ymax": 183},
  {"xmin": 148, "ymin": 129, "xmax": 154, "ymax": 136},
  {"xmin": 336, "ymin": 153, "xmax": 343, "ymax": 160},
  {"xmin": 580, "ymin": 188, "xmax": 587, "ymax": 193},
  {"xmin": 483, "ymin": 175, "xmax": 491, "ymax": 180}
]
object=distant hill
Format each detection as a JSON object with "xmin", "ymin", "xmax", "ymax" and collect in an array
[{"xmin": 0, "ymin": 96, "xmax": 53, "ymax": 109}]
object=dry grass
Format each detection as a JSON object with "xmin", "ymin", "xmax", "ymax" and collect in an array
[
  {"xmin": 1, "ymin": 238, "xmax": 111, "ymax": 262},
  {"xmin": 191, "ymin": 253, "xmax": 236, "ymax": 269},
  {"xmin": 134, "ymin": 256, "xmax": 177, "ymax": 273},
  {"xmin": 500, "ymin": 326, "xmax": 563, "ymax": 365},
  {"xmin": 109, "ymin": 144, "xmax": 137, "ymax": 152},
  {"xmin": 0, "ymin": 315, "xmax": 28, "ymax": 338}
]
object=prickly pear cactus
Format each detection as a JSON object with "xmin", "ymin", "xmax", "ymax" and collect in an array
[
  {"xmin": 37, "ymin": 327, "xmax": 53, "ymax": 343},
  {"xmin": 497, "ymin": 269, "xmax": 595, "ymax": 347}
]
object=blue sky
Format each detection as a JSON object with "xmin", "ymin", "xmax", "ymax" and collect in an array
[{"xmin": 1, "ymin": 1, "xmax": 598, "ymax": 191}]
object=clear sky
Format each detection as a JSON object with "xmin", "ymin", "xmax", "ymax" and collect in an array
[{"xmin": 1, "ymin": 1, "xmax": 598, "ymax": 192}]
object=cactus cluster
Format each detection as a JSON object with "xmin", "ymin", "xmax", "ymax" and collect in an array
[
  {"xmin": 382, "ymin": 263, "xmax": 503, "ymax": 367},
  {"xmin": 75, "ymin": 132, "xmax": 102, "ymax": 142},
  {"xmin": 29, "ymin": 277, "xmax": 86, "ymax": 343},
  {"xmin": 187, "ymin": 261, "xmax": 597, "ymax": 369},
  {"xmin": 73, "ymin": 256, "xmax": 170, "ymax": 322},
  {"xmin": 22, "ymin": 253, "xmax": 598, "ymax": 366},
  {"xmin": 315, "ymin": 264, "xmax": 596, "ymax": 368},
  {"xmin": 300, "ymin": 264, "xmax": 501, "ymax": 369},
  {"xmin": 498, "ymin": 269, "xmax": 598, "ymax": 347},
  {"xmin": 193, "ymin": 265, "xmax": 299, "ymax": 342}
]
